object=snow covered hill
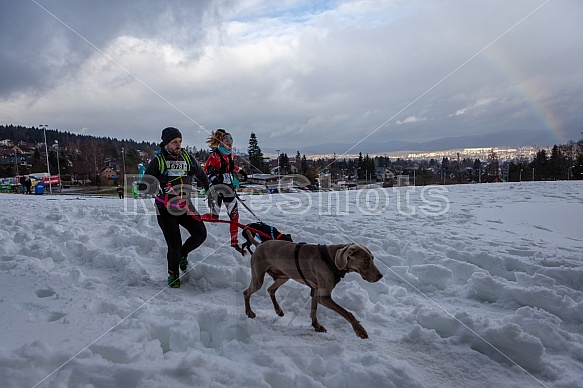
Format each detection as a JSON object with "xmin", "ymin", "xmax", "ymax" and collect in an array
[{"xmin": 1, "ymin": 181, "xmax": 582, "ymax": 387}]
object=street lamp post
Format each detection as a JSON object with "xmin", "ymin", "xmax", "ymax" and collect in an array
[
  {"xmin": 15, "ymin": 150, "xmax": 19, "ymax": 176},
  {"xmin": 40, "ymin": 124, "xmax": 52, "ymax": 194},
  {"xmin": 275, "ymin": 149, "xmax": 281, "ymax": 183},
  {"xmin": 121, "ymin": 147, "xmax": 126, "ymax": 187},
  {"xmin": 54, "ymin": 140, "xmax": 62, "ymax": 192},
  {"xmin": 478, "ymin": 165, "xmax": 481, "ymax": 183}
]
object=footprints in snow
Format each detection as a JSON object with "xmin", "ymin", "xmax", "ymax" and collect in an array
[
  {"xmin": 35, "ymin": 289, "xmax": 56, "ymax": 298},
  {"xmin": 18, "ymin": 288, "xmax": 69, "ymax": 323}
]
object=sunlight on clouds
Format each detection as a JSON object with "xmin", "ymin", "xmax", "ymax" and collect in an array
[
  {"xmin": 476, "ymin": 97, "xmax": 497, "ymax": 105},
  {"xmin": 450, "ymin": 97, "xmax": 498, "ymax": 117},
  {"xmin": 15, "ymin": 36, "xmax": 193, "ymax": 130},
  {"xmin": 31, "ymin": 31, "xmax": 300, "ymax": 112},
  {"xmin": 396, "ymin": 115, "xmax": 427, "ymax": 125}
]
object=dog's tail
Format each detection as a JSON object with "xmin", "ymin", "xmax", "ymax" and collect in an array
[{"xmin": 244, "ymin": 229, "xmax": 261, "ymax": 247}]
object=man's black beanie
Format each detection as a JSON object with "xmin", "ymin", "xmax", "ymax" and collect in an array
[{"xmin": 161, "ymin": 127, "xmax": 182, "ymax": 147}]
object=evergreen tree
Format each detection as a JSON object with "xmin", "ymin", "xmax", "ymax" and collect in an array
[
  {"xmin": 473, "ymin": 158, "xmax": 481, "ymax": 171},
  {"xmin": 549, "ymin": 145, "xmax": 563, "ymax": 179},
  {"xmin": 363, "ymin": 154, "xmax": 375, "ymax": 182},
  {"xmin": 279, "ymin": 153, "xmax": 290, "ymax": 174},
  {"xmin": 125, "ymin": 148, "xmax": 142, "ymax": 174},
  {"xmin": 247, "ymin": 133, "xmax": 265, "ymax": 173},
  {"xmin": 357, "ymin": 152, "xmax": 364, "ymax": 179},
  {"xmin": 442, "ymin": 157, "xmax": 450, "ymax": 171},
  {"xmin": 301, "ymin": 154, "xmax": 308, "ymax": 174},
  {"xmin": 530, "ymin": 149, "xmax": 548, "ymax": 180},
  {"xmin": 473, "ymin": 159, "xmax": 482, "ymax": 182}
]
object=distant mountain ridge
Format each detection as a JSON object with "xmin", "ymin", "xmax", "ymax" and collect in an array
[{"xmin": 268, "ymin": 130, "xmax": 557, "ymax": 155}]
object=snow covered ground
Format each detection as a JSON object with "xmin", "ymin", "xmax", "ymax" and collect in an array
[{"xmin": 1, "ymin": 181, "xmax": 582, "ymax": 388}]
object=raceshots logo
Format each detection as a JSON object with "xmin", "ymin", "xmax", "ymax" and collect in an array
[{"xmin": 123, "ymin": 173, "xmax": 450, "ymax": 218}]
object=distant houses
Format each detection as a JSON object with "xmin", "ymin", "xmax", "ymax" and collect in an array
[{"xmin": 99, "ymin": 167, "xmax": 118, "ymax": 182}]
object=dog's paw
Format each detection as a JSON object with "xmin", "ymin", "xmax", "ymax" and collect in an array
[
  {"xmin": 246, "ymin": 310, "xmax": 256, "ymax": 319},
  {"xmin": 232, "ymin": 244, "xmax": 247, "ymax": 256},
  {"xmin": 312, "ymin": 323, "xmax": 327, "ymax": 333},
  {"xmin": 275, "ymin": 308, "xmax": 284, "ymax": 317},
  {"xmin": 354, "ymin": 324, "xmax": 368, "ymax": 339}
]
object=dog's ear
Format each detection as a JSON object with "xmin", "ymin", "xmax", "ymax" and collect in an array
[
  {"xmin": 359, "ymin": 244, "xmax": 373, "ymax": 258},
  {"xmin": 334, "ymin": 245, "xmax": 352, "ymax": 270}
]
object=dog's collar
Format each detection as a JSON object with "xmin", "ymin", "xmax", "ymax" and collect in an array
[
  {"xmin": 269, "ymin": 226, "xmax": 284, "ymax": 240},
  {"xmin": 318, "ymin": 245, "xmax": 347, "ymax": 285},
  {"xmin": 294, "ymin": 244, "xmax": 347, "ymax": 297}
]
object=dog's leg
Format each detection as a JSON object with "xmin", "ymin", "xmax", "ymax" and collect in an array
[
  {"xmin": 242, "ymin": 241, "xmax": 253, "ymax": 255},
  {"xmin": 242, "ymin": 230, "xmax": 250, "ymax": 253},
  {"xmin": 318, "ymin": 295, "xmax": 368, "ymax": 339},
  {"xmin": 310, "ymin": 295, "xmax": 327, "ymax": 333},
  {"xmin": 243, "ymin": 269, "xmax": 266, "ymax": 319},
  {"xmin": 267, "ymin": 276, "xmax": 289, "ymax": 317},
  {"xmin": 246, "ymin": 229, "xmax": 261, "ymax": 247},
  {"xmin": 243, "ymin": 229, "xmax": 257, "ymax": 254}
]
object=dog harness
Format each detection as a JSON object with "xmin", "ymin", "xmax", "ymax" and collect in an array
[
  {"xmin": 293, "ymin": 243, "xmax": 315, "ymax": 296},
  {"xmin": 254, "ymin": 222, "xmax": 284, "ymax": 242},
  {"xmin": 293, "ymin": 243, "xmax": 347, "ymax": 297},
  {"xmin": 318, "ymin": 244, "xmax": 347, "ymax": 286}
]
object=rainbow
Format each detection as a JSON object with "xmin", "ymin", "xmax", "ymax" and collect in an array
[{"xmin": 484, "ymin": 48, "xmax": 565, "ymax": 143}]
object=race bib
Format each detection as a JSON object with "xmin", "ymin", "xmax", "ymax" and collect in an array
[
  {"xmin": 166, "ymin": 161, "xmax": 188, "ymax": 177},
  {"xmin": 222, "ymin": 173, "xmax": 232, "ymax": 184}
]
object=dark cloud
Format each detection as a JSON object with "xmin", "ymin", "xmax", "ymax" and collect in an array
[
  {"xmin": 1, "ymin": 0, "xmax": 582, "ymax": 150},
  {"xmin": 0, "ymin": 0, "xmax": 212, "ymax": 96}
]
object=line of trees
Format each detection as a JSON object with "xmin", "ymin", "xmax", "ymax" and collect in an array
[
  {"xmin": 246, "ymin": 132, "xmax": 583, "ymax": 185},
  {"xmin": 246, "ymin": 132, "xmax": 388, "ymax": 185},
  {"xmin": 507, "ymin": 140, "xmax": 583, "ymax": 181},
  {"xmin": 5, "ymin": 125, "xmax": 582, "ymax": 185},
  {"xmin": 0, "ymin": 125, "xmax": 159, "ymax": 184}
]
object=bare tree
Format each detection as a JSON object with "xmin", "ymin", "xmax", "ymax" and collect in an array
[
  {"xmin": 486, "ymin": 149, "xmax": 499, "ymax": 177},
  {"xmin": 81, "ymin": 139, "xmax": 106, "ymax": 186}
]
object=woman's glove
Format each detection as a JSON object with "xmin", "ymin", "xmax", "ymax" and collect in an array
[{"xmin": 238, "ymin": 170, "xmax": 248, "ymax": 182}]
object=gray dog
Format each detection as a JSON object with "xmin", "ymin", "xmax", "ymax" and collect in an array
[{"xmin": 243, "ymin": 240, "xmax": 383, "ymax": 339}]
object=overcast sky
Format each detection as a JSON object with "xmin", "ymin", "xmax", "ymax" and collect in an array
[{"xmin": 1, "ymin": 0, "xmax": 582, "ymax": 153}]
